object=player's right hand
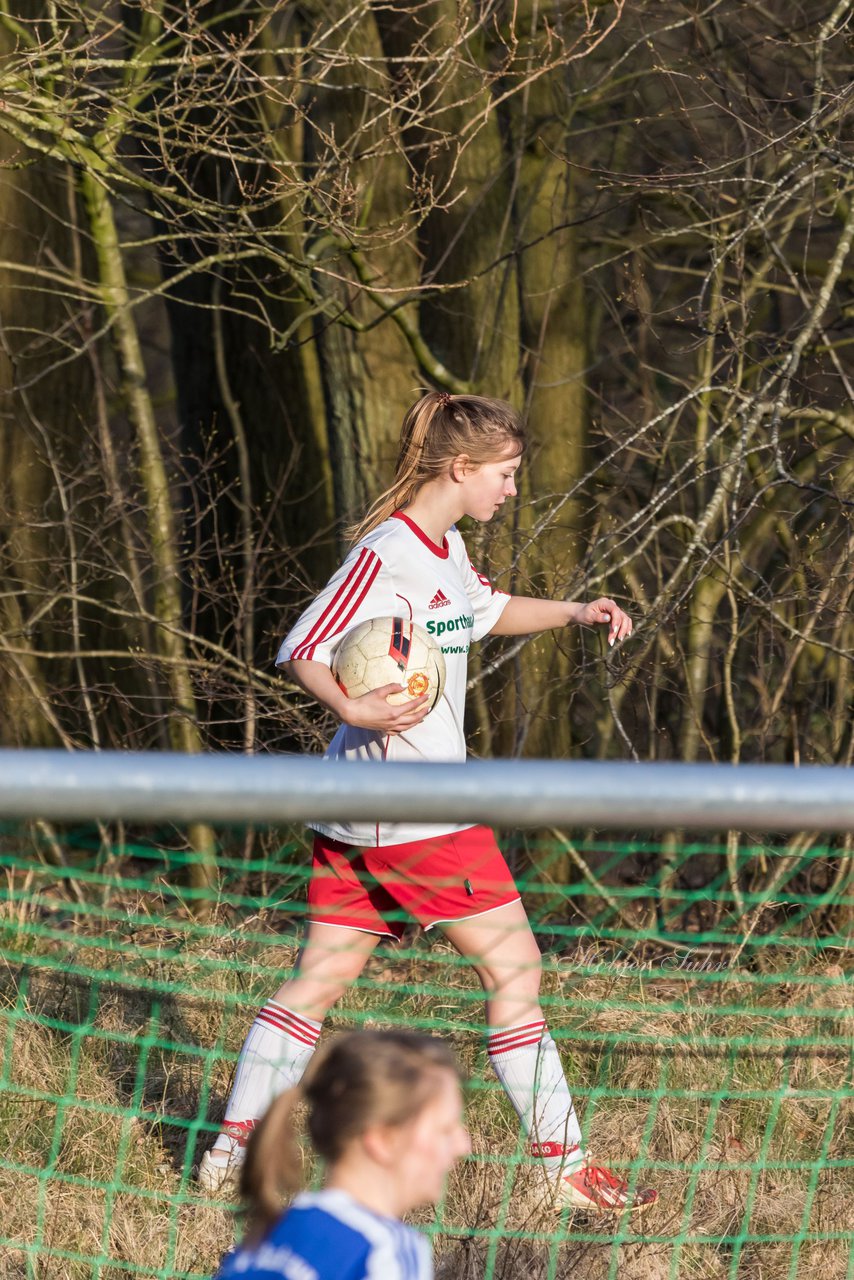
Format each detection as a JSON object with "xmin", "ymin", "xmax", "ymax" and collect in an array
[{"xmin": 341, "ymin": 684, "xmax": 431, "ymax": 734}]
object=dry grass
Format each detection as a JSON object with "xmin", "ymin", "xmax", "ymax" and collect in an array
[{"xmin": 0, "ymin": 891, "xmax": 850, "ymax": 1280}]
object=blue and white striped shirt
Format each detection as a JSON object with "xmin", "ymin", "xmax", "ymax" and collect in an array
[{"xmin": 214, "ymin": 1188, "xmax": 432, "ymax": 1280}]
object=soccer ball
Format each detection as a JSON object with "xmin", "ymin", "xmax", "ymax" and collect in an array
[{"xmin": 332, "ymin": 617, "xmax": 446, "ymax": 710}]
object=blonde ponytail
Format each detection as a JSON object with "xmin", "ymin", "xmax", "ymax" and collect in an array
[
  {"xmin": 239, "ymin": 1086, "xmax": 304, "ymax": 1239},
  {"xmin": 346, "ymin": 390, "xmax": 525, "ymax": 545}
]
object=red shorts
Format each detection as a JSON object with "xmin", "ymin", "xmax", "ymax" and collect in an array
[{"xmin": 307, "ymin": 825, "xmax": 520, "ymax": 939}]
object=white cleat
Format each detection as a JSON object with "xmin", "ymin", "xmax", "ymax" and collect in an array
[
  {"xmin": 196, "ymin": 1120, "xmax": 256, "ymax": 1195},
  {"xmin": 197, "ymin": 1149, "xmax": 243, "ymax": 1194}
]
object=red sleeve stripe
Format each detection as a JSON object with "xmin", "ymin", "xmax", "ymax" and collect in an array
[
  {"xmin": 302, "ymin": 555, "xmax": 380, "ymax": 659},
  {"xmin": 291, "ymin": 549, "xmax": 381, "ymax": 661},
  {"xmin": 293, "ymin": 548, "xmax": 374, "ymax": 653},
  {"xmin": 470, "ymin": 561, "xmax": 493, "ymax": 589}
]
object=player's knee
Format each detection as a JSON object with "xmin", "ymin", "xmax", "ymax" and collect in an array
[
  {"xmin": 332, "ymin": 949, "xmax": 372, "ymax": 984},
  {"xmin": 475, "ymin": 949, "xmax": 542, "ymax": 1001},
  {"xmin": 508, "ymin": 934, "xmax": 542, "ymax": 981},
  {"xmin": 514, "ymin": 949, "xmax": 543, "ymax": 1000}
]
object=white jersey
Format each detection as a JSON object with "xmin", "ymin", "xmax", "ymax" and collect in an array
[{"xmin": 277, "ymin": 511, "xmax": 509, "ymax": 846}]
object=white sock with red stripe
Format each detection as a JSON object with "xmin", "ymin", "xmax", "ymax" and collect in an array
[
  {"xmin": 487, "ymin": 1018, "xmax": 585, "ymax": 1177},
  {"xmin": 210, "ymin": 1002, "xmax": 321, "ymax": 1163}
]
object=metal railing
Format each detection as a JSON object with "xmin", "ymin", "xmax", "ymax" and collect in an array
[{"xmin": 1, "ymin": 749, "xmax": 853, "ymax": 829}]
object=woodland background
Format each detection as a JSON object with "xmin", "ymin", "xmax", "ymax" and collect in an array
[
  {"xmin": 1, "ymin": 1, "xmax": 853, "ymax": 903},
  {"xmin": 1, "ymin": 15, "xmax": 851, "ymax": 1280}
]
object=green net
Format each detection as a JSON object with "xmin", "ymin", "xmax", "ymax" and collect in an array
[{"xmin": 0, "ymin": 823, "xmax": 850, "ymax": 1280}]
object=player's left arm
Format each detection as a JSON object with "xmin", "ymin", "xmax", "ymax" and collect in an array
[{"xmin": 488, "ymin": 596, "xmax": 633, "ymax": 646}]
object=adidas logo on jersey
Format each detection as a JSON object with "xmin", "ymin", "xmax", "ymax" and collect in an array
[{"xmin": 428, "ymin": 589, "xmax": 451, "ymax": 610}]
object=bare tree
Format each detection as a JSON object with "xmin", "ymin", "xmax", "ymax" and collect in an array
[{"xmin": 1, "ymin": 0, "xmax": 852, "ymax": 925}]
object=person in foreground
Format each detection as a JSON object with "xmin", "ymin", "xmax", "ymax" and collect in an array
[
  {"xmin": 213, "ymin": 1030, "xmax": 469, "ymax": 1280},
  {"xmin": 200, "ymin": 390, "xmax": 657, "ymax": 1213}
]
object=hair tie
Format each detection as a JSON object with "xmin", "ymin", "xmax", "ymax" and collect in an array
[{"xmin": 436, "ymin": 391, "xmax": 453, "ymax": 409}]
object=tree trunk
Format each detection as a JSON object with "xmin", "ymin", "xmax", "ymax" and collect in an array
[
  {"xmin": 511, "ymin": 158, "xmax": 588, "ymax": 761},
  {"xmin": 374, "ymin": 1, "xmax": 521, "ymax": 396},
  {"xmin": 0, "ymin": 111, "xmax": 87, "ymax": 746},
  {"xmin": 302, "ymin": 3, "xmax": 424, "ymax": 541},
  {"xmin": 81, "ymin": 171, "xmax": 218, "ymax": 898}
]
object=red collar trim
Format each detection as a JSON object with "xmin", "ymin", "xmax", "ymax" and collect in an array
[{"xmin": 392, "ymin": 511, "xmax": 450, "ymax": 558}]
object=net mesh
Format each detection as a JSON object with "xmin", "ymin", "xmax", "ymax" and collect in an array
[{"xmin": 0, "ymin": 823, "xmax": 850, "ymax": 1280}]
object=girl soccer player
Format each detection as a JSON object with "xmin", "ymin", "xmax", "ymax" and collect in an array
[
  {"xmin": 213, "ymin": 1030, "xmax": 469, "ymax": 1280},
  {"xmin": 200, "ymin": 391, "xmax": 657, "ymax": 1213}
]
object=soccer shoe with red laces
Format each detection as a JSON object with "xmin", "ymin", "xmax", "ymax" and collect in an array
[
  {"xmin": 197, "ymin": 1119, "xmax": 256, "ymax": 1194},
  {"xmin": 533, "ymin": 1142, "xmax": 658, "ymax": 1213}
]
